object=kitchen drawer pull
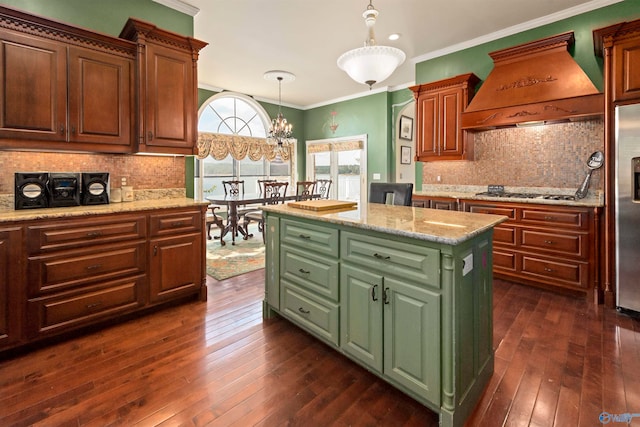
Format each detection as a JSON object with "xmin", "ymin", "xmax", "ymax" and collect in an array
[
  {"xmin": 86, "ymin": 302, "xmax": 102, "ymax": 309},
  {"xmin": 544, "ymin": 240, "xmax": 555, "ymax": 244},
  {"xmin": 373, "ymin": 253, "xmax": 390, "ymax": 260},
  {"xmin": 86, "ymin": 231, "xmax": 102, "ymax": 238},
  {"xmin": 371, "ymin": 284, "xmax": 378, "ymax": 301},
  {"xmin": 298, "ymin": 268, "xmax": 310, "ymax": 275},
  {"xmin": 171, "ymin": 221, "xmax": 185, "ymax": 227},
  {"xmin": 298, "ymin": 234, "xmax": 311, "ymax": 240},
  {"xmin": 544, "ymin": 267, "xmax": 555, "ymax": 272},
  {"xmin": 544, "ymin": 216, "xmax": 555, "ymax": 221},
  {"xmin": 298, "ymin": 307, "xmax": 310, "ymax": 314},
  {"xmin": 86, "ymin": 264, "xmax": 102, "ymax": 271}
]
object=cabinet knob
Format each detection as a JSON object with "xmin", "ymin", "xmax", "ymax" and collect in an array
[
  {"xmin": 148, "ymin": 131, "xmax": 154, "ymax": 141},
  {"xmin": 153, "ymin": 245, "xmax": 158, "ymax": 256}
]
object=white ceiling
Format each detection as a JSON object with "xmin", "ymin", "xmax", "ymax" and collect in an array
[{"xmin": 177, "ymin": 0, "xmax": 620, "ymax": 109}]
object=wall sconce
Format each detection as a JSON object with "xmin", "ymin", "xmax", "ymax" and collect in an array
[{"xmin": 329, "ymin": 111, "xmax": 339, "ymax": 134}]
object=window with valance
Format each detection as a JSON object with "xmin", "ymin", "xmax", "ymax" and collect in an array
[{"xmin": 197, "ymin": 133, "xmax": 292, "ymax": 162}]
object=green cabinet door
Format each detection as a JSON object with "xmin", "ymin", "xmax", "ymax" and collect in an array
[
  {"xmin": 340, "ymin": 264, "xmax": 383, "ymax": 373},
  {"xmin": 383, "ymin": 276, "xmax": 441, "ymax": 406}
]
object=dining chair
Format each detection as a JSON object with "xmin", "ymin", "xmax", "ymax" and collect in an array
[
  {"xmin": 369, "ymin": 182, "xmax": 413, "ymax": 206},
  {"xmin": 222, "ymin": 180, "xmax": 244, "ymax": 196},
  {"xmin": 244, "ymin": 181, "xmax": 288, "ymax": 243},
  {"xmin": 205, "ymin": 205, "xmax": 225, "ymax": 241},
  {"xmin": 314, "ymin": 179, "xmax": 332, "ymax": 199},
  {"xmin": 296, "ymin": 181, "xmax": 316, "ymax": 201}
]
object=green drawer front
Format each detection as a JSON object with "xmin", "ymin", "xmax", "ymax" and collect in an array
[
  {"xmin": 280, "ymin": 218, "xmax": 339, "ymax": 257},
  {"xmin": 282, "ymin": 283, "xmax": 339, "ymax": 346},
  {"xmin": 281, "ymin": 245, "xmax": 339, "ymax": 301},
  {"xmin": 341, "ymin": 231, "xmax": 440, "ymax": 288}
]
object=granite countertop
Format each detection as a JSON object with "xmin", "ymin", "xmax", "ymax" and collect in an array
[
  {"xmin": 414, "ymin": 185, "xmax": 604, "ymax": 207},
  {"xmin": 0, "ymin": 198, "xmax": 210, "ymax": 223},
  {"xmin": 262, "ymin": 202, "xmax": 508, "ymax": 245}
]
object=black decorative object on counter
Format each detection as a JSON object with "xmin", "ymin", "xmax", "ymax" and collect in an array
[
  {"xmin": 14, "ymin": 172, "xmax": 49, "ymax": 210},
  {"xmin": 48, "ymin": 173, "xmax": 81, "ymax": 208},
  {"xmin": 81, "ymin": 172, "xmax": 110, "ymax": 205}
]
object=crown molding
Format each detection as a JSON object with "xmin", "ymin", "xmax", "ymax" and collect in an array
[
  {"xmin": 152, "ymin": 0, "xmax": 200, "ymax": 17},
  {"xmin": 412, "ymin": 0, "xmax": 624, "ymax": 64}
]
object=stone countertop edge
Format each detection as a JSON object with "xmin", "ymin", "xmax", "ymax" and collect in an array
[
  {"xmin": 0, "ymin": 198, "xmax": 210, "ymax": 223},
  {"xmin": 414, "ymin": 185, "xmax": 604, "ymax": 208},
  {"xmin": 262, "ymin": 202, "xmax": 508, "ymax": 246}
]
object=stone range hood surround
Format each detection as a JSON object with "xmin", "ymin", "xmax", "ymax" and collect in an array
[{"xmin": 461, "ymin": 32, "xmax": 604, "ymax": 130}]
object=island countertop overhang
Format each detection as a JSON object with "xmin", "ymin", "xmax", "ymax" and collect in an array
[{"xmin": 262, "ymin": 202, "xmax": 508, "ymax": 245}]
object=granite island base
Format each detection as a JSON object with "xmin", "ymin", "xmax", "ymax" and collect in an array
[{"xmin": 261, "ymin": 203, "xmax": 507, "ymax": 427}]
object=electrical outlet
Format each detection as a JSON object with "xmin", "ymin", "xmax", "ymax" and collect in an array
[
  {"xmin": 437, "ymin": 175, "xmax": 441, "ymax": 182},
  {"xmin": 373, "ymin": 173, "xmax": 381, "ymax": 180}
]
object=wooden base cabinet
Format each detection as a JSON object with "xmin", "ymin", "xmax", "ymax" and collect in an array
[
  {"xmin": 0, "ymin": 227, "xmax": 21, "ymax": 348},
  {"xmin": 412, "ymin": 195, "xmax": 457, "ymax": 210},
  {"xmin": 264, "ymin": 213, "xmax": 495, "ymax": 427},
  {"xmin": 462, "ymin": 200, "xmax": 600, "ymax": 301},
  {"xmin": 0, "ymin": 205, "xmax": 207, "ymax": 353}
]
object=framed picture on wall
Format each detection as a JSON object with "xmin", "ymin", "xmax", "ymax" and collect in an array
[
  {"xmin": 401, "ymin": 145, "xmax": 411, "ymax": 164},
  {"xmin": 399, "ymin": 115, "xmax": 413, "ymax": 140}
]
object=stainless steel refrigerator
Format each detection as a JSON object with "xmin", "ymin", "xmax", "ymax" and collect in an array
[{"xmin": 615, "ymin": 104, "xmax": 640, "ymax": 313}]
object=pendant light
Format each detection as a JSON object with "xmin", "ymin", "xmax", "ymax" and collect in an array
[{"xmin": 337, "ymin": 0, "xmax": 405, "ymax": 89}]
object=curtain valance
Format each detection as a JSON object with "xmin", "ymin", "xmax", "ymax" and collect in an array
[
  {"xmin": 197, "ymin": 132, "xmax": 292, "ymax": 161},
  {"xmin": 307, "ymin": 139, "xmax": 364, "ymax": 154}
]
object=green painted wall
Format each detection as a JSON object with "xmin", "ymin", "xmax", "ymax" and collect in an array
[
  {"xmin": 416, "ymin": 1, "xmax": 640, "ymax": 90},
  {"xmin": 304, "ymin": 92, "xmax": 390, "ymax": 183},
  {"xmin": 0, "ymin": 0, "xmax": 193, "ymax": 36}
]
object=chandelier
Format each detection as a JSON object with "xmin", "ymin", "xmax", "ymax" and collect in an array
[
  {"xmin": 337, "ymin": 0, "xmax": 405, "ymax": 89},
  {"xmin": 264, "ymin": 70, "xmax": 295, "ymax": 159}
]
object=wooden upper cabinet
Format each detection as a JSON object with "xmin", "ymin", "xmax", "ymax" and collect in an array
[
  {"xmin": 409, "ymin": 73, "xmax": 479, "ymax": 161},
  {"xmin": 0, "ymin": 6, "xmax": 136, "ymax": 153},
  {"xmin": 120, "ymin": 19, "xmax": 207, "ymax": 155},
  {"xmin": 594, "ymin": 19, "xmax": 640, "ymax": 103}
]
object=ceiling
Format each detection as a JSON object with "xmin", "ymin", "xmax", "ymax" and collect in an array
[{"xmin": 180, "ymin": 0, "xmax": 617, "ymax": 109}]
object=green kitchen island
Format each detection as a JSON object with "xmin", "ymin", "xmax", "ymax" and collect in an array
[{"xmin": 261, "ymin": 202, "xmax": 507, "ymax": 427}]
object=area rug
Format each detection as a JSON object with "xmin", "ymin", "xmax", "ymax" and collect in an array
[{"xmin": 205, "ymin": 223, "xmax": 265, "ymax": 280}]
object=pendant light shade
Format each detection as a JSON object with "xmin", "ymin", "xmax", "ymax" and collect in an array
[{"xmin": 337, "ymin": 0, "xmax": 405, "ymax": 88}]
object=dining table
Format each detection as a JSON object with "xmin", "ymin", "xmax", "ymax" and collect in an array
[{"xmin": 206, "ymin": 192, "xmax": 309, "ymax": 245}]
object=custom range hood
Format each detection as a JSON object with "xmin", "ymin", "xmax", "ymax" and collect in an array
[{"xmin": 461, "ymin": 32, "xmax": 603, "ymax": 130}]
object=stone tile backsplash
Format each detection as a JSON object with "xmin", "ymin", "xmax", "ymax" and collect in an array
[
  {"xmin": 0, "ymin": 151, "xmax": 186, "ymax": 196},
  {"xmin": 421, "ymin": 119, "xmax": 604, "ymax": 191}
]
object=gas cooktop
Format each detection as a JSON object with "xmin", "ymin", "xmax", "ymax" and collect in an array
[{"xmin": 474, "ymin": 186, "xmax": 576, "ymax": 201}]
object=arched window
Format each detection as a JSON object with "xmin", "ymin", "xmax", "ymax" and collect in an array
[{"xmin": 195, "ymin": 92, "xmax": 295, "ymax": 199}]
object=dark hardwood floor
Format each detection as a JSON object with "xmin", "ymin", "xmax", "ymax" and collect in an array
[{"xmin": 1, "ymin": 271, "xmax": 639, "ymax": 426}]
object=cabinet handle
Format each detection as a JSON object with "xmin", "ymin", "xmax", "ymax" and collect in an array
[
  {"xmin": 298, "ymin": 307, "xmax": 310, "ymax": 314},
  {"xmin": 148, "ymin": 131, "xmax": 154, "ymax": 141},
  {"xmin": 298, "ymin": 268, "xmax": 310, "ymax": 275},
  {"xmin": 86, "ymin": 302, "xmax": 102, "ymax": 309},
  {"xmin": 371, "ymin": 284, "xmax": 378, "ymax": 301},
  {"xmin": 298, "ymin": 234, "xmax": 311, "ymax": 240},
  {"xmin": 544, "ymin": 216, "xmax": 555, "ymax": 221},
  {"xmin": 373, "ymin": 253, "xmax": 390, "ymax": 260},
  {"xmin": 153, "ymin": 245, "xmax": 158, "ymax": 256},
  {"xmin": 383, "ymin": 287, "xmax": 390, "ymax": 304},
  {"xmin": 59, "ymin": 124, "xmax": 65, "ymax": 134},
  {"xmin": 544, "ymin": 240, "xmax": 555, "ymax": 244},
  {"xmin": 544, "ymin": 267, "xmax": 554, "ymax": 272},
  {"xmin": 86, "ymin": 231, "xmax": 102, "ymax": 238},
  {"xmin": 86, "ymin": 264, "xmax": 102, "ymax": 271},
  {"xmin": 71, "ymin": 125, "xmax": 76, "ymax": 134},
  {"xmin": 171, "ymin": 221, "xmax": 185, "ymax": 227}
]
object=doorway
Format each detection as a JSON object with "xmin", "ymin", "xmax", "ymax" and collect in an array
[{"xmin": 306, "ymin": 135, "xmax": 368, "ymax": 206}]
